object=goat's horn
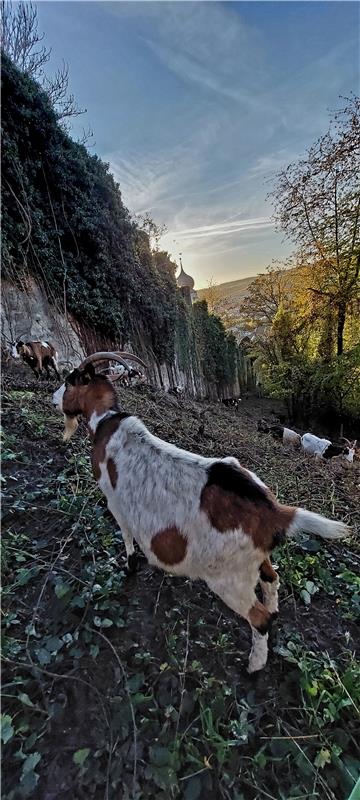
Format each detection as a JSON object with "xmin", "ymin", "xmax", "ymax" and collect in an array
[
  {"xmin": 114, "ymin": 351, "xmax": 147, "ymax": 370},
  {"xmin": 78, "ymin": 351, "xmax": 132, "ymax": 371},
  {"xmin": 340, "ymin": 437, "xmax": 351, "ymax": 446}
]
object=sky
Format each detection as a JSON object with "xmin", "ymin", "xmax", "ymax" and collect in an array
[{"xmin": 36, "ymin": 1, "xmax": 359, "ymax": 287}]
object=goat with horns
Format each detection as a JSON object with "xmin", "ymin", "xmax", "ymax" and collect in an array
[{"xmin": 52, "ymin": 352, "xmax": 350, "ymax": 673}]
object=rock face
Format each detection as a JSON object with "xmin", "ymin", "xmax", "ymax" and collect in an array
[
  {"xmin": 1, "ymin": 279, "xmax": 246, "ymax": 397},
  {"xmin": 1, "ymin": 279, "xmax": 85, "ymax": 368}
]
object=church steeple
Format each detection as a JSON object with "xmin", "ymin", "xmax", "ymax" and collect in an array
[{"xmin": 176, "ymin": 256, "xmax": 198, "ymax": 304}]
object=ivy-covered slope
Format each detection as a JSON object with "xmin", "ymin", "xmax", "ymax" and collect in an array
[{"xmin": 1, "ymin": 53, "xmax": 242, "ymax": 393}]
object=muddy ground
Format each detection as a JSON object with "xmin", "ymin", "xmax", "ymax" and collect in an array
[{"xmin": 2, "ymin": 362, "xmax": 360, "ymax": 800}]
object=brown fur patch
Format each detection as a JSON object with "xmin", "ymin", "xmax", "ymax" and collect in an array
[
  {"xmin": 200, "ymin": 483, "xmax": 295, "ymax": 551},
  {"xmin": 248, "ymin": 600, "xmax": 273, "ymax": 633},
  {"xmin": 63, "ymin": 378, "xmax": 117, "ymax": 420},
  {"xmin": 107, "ymin": 457, "xmax": 118, "ymax": 490},
  {"xmin": 151, "ymin": 527, "xmax": 187, "ymax": 565},
  {"xmin": 91, "ymin": 414, "xmax": 128, "ymax": 481},
  {"xmin": 259, "ymin": 558, "xmax": 277, "ymax": 583}
]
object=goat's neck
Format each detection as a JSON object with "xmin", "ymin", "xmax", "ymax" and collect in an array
[{"xmin": 81, "ymin": 384, "xmax": 119, "ymax": 436}]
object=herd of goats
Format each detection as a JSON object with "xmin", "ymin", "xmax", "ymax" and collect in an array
[
  {"xmin": 4, "ymin": 337, "xmax": 357, "ymax": 672},
  {"xmin": 5, "ymin": 336, "xmax": 358, "ymax": 468},
  {"xmin": 257, "ymin": 419, "xmax": 358, "ymax": 466}
]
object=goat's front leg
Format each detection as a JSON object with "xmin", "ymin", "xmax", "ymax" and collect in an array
[
  {"xmin": 51, "ymin": 359, "xmax": 61, "ymax": 380},
  {"xmin": 107, "ymin": 501, "xmax": 138, "ymax": 573},
  {"xmin": 121, "ymin": 528, "xmax": 137, "ymax": 573}
]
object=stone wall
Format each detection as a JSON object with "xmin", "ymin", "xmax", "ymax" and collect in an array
[
  {"xmin": 1, "ymin": 279, "xmax": 249, "ymax": 398},
  {"xmin": 1, "ymin": 280, "xmax": 85, "ymax": 368}
]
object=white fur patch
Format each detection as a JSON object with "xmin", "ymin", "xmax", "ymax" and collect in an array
[
  {"xmin": 288, "ymin": 508, "xmax": 349, "ymax": 540},
  {"xmin": 12, "ymin": 345, "xmax": 20, "ymax": 359},
  {"xmin": 248, "ymin": 631, "xmax": 269, "ymax": 673},
  {"xmin": 88, "ymin": 410, "xmax": 117, "ymax": 434},
  {"xmin": 283, "ymin": 427, "xmax": 301, "ymax": 446},
  {"xmin": 41, "ymin": 341, "xmax": 50, "ymax": 348},
  {"xmin": 52, "ymin": 384, "xmax": 66, "ymax": 411},
  {"xmin": 301, "ymin": 433, "xmax": 331, "ymax": 457}
]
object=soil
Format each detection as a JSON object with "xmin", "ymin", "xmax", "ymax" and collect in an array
[{"xmin": 2, "ymin": 362, "xmax": 360, "ymax": 800}]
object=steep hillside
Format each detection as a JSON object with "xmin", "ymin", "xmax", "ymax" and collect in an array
[
  {"xmin": 1, "ymin": 53, "xmax": 246, "ymax": 398},
  {"xmin": 2, "ymin": 363, "xmax": 359, "ymax": 800}
]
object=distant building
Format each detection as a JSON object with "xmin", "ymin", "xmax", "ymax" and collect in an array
[{"xmin": 176, "ymin": 259, "xmax": 198, "ymax": 305}]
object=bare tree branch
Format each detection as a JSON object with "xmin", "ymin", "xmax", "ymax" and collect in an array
[{"xmin": 1, "ymin": 1, "xmax": 86, "ymax": 123}]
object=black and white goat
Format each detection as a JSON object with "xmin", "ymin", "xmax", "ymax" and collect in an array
[
  {"xmin": 167, "ymin": 386, "xmax": 185, "ymax": 397},
  {"xmin": 301, "ymin": 433, "xmax": 357, "ymax": 464},
  {"xmin": 52, "ymin": 352, "xmax": 349, "ymax": 673},
  {"xmin": 220, "ymin": 397, "xmax": 242, "ymax": 411},
  {"xmin": 257, "ymin": 420, "xmax": 301, "ymax": 448}
]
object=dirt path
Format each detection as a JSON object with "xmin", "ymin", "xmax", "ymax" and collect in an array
[{"xmin": 2, "ymin": 366, "xmax": 360, "ymax": 800}]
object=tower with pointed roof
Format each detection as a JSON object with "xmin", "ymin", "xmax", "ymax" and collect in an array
[{"xmin": 176, "ymin": 257, "xmax": 198, "ymax": 305}]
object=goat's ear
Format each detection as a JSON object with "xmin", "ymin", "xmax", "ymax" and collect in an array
[
  {"xmin": 81, "ymin": 363, "xmax": 96, "ymax": 384},
  {"xmin": 66, "ymin": 368, "xmax": 80, "ymax": 386}
]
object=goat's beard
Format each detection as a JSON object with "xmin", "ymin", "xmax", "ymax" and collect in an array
[{"xmin": 63, "ymin": 414, "xmax": 79, "ymax": 442}]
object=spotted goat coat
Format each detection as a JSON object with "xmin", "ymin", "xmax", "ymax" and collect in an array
[
  {"xmin": 12, "ymin": 340, "xmax": 60, "ymax": 379},
  {"xmin": 52, "ymin": 366, "xmax": 349, "ymax": 673}
]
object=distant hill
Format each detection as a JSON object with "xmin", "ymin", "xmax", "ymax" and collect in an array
[
  {"xmin": 198, "ymin": 275, "xmax": 256, "ymax": 305},
  {"xmin": 197, "ymin": 275, "xmax": 257, "ymax": 339}
]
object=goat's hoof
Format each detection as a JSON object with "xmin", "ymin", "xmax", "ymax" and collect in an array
[{"xmin": 125, "ymin": 553, "xmax": 139, "ymax": 575}]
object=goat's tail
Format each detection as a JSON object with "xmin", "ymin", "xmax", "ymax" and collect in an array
[{"xmin": 287, "ymin": 508, "xmax": 350, "ymax": 540}]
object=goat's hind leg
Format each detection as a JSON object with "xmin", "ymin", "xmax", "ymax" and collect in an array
[
  {"xmin": 206, "ymin": 575, "xmax": 273, "ymax": 673},
  {"xmin": 259, "ymin": 558, "xmax": 279, "ymax": 614},
  {"xmin": 246, "ymin": 558, "xmax": 280, "ymax": 674}
]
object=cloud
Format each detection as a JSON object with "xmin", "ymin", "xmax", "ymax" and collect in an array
[
  {"xmin": 103, "ymin": 1, "xmax": 357, "ymax": 284},
  {"xmin": 168, "ymin": 217, "xmax": 273, "ymax": 241}
]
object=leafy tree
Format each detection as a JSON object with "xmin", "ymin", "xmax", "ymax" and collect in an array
[
  {"xmin": 201, "ymin": 278, "xmax": 221, "ymax": 314},
  {"xmin": 269, "ymin": 96, "xmax": 360, "ymax": 356}
]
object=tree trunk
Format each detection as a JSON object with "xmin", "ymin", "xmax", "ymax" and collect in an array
[{"xmin": 337, "ymin": 302, "xmax": 346, "ymax": 356}]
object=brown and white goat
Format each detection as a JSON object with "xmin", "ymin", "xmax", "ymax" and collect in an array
[
  {"xmin": 12, "ymin": 339, "xmax": 60, "ymax": 380},
  {"xmin": 52, "ymin": 353, "xmax": 349, "ymax": 673}
]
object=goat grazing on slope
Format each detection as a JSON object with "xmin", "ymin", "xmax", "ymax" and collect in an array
[
  {"xmin": 301, "ymin": 433, "xmax": 357, "ymax": 464},
  {"xmin": 257, "ymin": 420, "xmax": 301, "ymax": 448},
  {"xmin": 220, "ymin": 397, "xmax": 242, "ymax": 411},
  {"xmin": 168, "ymin": 386, "xmax": 185, "ymax": 397},
  {"xmin": 12, "ymin": 339, "xmax": 60, "ymax": 380},
  {"xmin": 52, "ymin": 352, "xmax": 350, "ymax": 673}
]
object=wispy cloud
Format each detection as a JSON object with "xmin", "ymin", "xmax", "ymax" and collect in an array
[
  {"xmin": 168, "ymin": 217, "xmax": 273, "ymax": 241},
  {"xmin": 102, "ymin": 1, "xmax": 357, "ymax": 285}
]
